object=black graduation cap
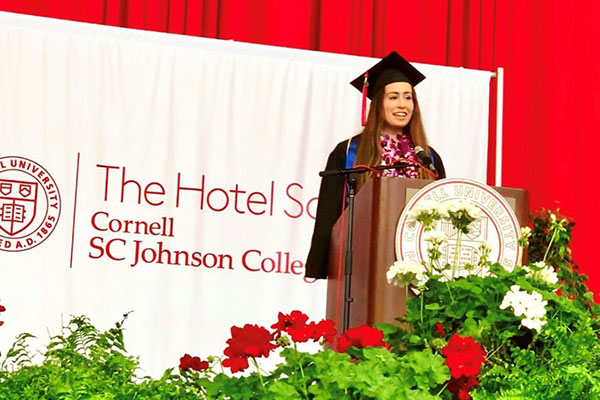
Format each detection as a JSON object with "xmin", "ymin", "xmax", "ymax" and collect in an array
[{"xmin": 350, "ymin": 51, "xmax": 426, "ymax": 100}]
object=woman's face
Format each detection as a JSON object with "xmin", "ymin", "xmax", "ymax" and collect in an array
[{"xmin": 381, "ymin": 82, "xmax": 414, "ymax": 132}]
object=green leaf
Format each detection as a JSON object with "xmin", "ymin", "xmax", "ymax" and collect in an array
[
  {"xmin": 267, "ymin": 380, "xmax": 302, "ymax": 398},
  {"xmin": 409, "ymin": 335, "xmax": 422, "ymax": 344}
]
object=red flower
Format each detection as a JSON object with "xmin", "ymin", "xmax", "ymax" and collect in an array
[
  {"xmin": 0, "ymin": 304, "xmax": 5, "ymax": 326},
  {"xmin": 442, "ymin": 334, "xmax": 486, "ymax": 379},
  {"xmin": 441, "ymin": 334, "xmax": 485, "ymax": 399},
  {"xmin": 271, "ymin": 311, "xmax": 337, "ymax": 344},
  {"xmin": 434, "ymin": 322, "xmax": 447, "ymax": 336},
  {"xmin": 222, "ymin": 324, "xmax": 277, "ymax": 373},
  {"xmin": 271, "ymin": 310, "xmax": 309, "ymax": 334},
  {"xmin": 447, "ymin": 375, "xmax": 479, "ymax": 400},
  {"xmin": 336, "ymin": 324, "xmax": 390, "ymax": 353},
  {"xmin": 271, "ymin": 310, "xmax": 311, "ymax": 342},
  {"xmin": 222, "ymin": 355, "xmax": 249, "ymax": 373},
  {"xmin": 310, "ymin": 319, "xmax": 337, "ymax": 343},
  {"xmin": 179, "ymin": 354, "xmax": 209, "ymax": 371}
]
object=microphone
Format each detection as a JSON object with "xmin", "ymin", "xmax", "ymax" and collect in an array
[{"xmin": 414, "ymin": 146, "xmax": 437, "ymax": 173}]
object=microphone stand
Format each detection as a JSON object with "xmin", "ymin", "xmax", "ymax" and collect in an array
[{"xmin": 318, "ymin": 163, "xmax": 413, "ymax": 333}]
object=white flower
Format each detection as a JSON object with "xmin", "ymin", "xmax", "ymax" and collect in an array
[
  {"xmin": 520, "ymin": 226, "xmax": 532, "ymax": 238},
  {"xmin": 518, "ymin": 226, "xmax": 533, "ymax": 248},
  {"xmin": 499, "ymin": 285, "xmax": 525, "ymax": 315},
  {"xmin": 406, "ymin": 200, "xmax": 446, "ymax": 231},
  {"xmin": 524, "ymin": 291, "xmax": 548, "ymax": 319},
  {"xmin": 478, "ymin": 240, "xmax": 492, "ymax": 253},
  {"xmin": 387, "ymin": 260, "xmax": 429, "ymax": 288},
  {"xmin": 477, "ymin": 240, "xmax": 492, "ymax": 261},
  {"xmin": 521, "ymin": 317, "xmax": 547, "ymax": 332},
  {"xmin": 500, "ymin": 285, "xmax": 548, "ymax": 332},
  {"xmin": 525, "ymin": 261, "xmax": 558, "ymax": 285},
  {"xmin": 407, "ymin": 201, "xmax": 440, "ymax": 221},
  {"xmin": 423, "ymin": 230, "xmax": 448, "ymax": 246},
  {"xmin": 415, "ymin": 273, "xmax": 429, "ymax": 288},
  {"xmin": 476, "ymin": 241, "xmax": 492, "ymax": 274},
  {"xmin": 440, "ymin": 199, "xmax": 482, "ymax": 234},
  {"xmin": 441, "ymin": 199, "xmax": 482, "ymax": 220}
]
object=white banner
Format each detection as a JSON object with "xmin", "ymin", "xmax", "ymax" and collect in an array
[{"xmin": 0, "ymin": 12, "xmax": 493, "ymax": 375}]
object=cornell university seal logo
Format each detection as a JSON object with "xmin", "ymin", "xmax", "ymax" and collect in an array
[
  {"xmin": 396, "ymin": 179, "xmax": 521, "ymax": 278},
  {"xmin": 0, "ymin": 156, "xmax": 61, "ymax": 252}
]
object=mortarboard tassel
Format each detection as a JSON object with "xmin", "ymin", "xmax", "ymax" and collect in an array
[{"xmin": 361, "ymin": 72, "xmax": 369, "ymax": 126}]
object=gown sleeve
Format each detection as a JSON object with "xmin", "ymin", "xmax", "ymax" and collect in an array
[
  {"xmin": 429, "ymin": 146, "xmax": 446, "ymax": 179},
  {"xmin": 305, "ymin": 140, "xmax": 348, "ymax": 279}
]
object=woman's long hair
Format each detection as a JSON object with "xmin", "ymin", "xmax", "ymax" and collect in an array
[{"xmin": 353, "ymin": 86, "xmax": 432, "ymax": 188}]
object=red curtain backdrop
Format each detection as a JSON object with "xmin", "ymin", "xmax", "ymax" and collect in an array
[{"xmin": 2, "ymin": 0, "xmax": 599, "ymax": 297}]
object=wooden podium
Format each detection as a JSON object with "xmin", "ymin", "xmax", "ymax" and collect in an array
[{"xmin": 325, "ymin": 177, "xmax": 528, "ymax": 331}]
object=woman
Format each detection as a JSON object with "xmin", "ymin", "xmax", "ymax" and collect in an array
[{"xmin": 305, "ymin": 51, "xmax": 446, "ymax": 279}]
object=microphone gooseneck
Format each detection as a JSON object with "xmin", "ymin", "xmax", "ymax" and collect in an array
[{"xmin": 414, "ymin": 145, "xmax": 437, "ymax": 173}]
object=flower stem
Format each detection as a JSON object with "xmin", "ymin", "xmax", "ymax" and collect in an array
[
  {"xmin": 294, "ymin": 344, "xmax": 309, "ymax": 398},
  {"xmin": 250, "ymin": 357, "xmax": 266, "ymax": 394},
  {"xmin": 445, "ymin": 280, "xmax": 454, "ymax": 302},
  {"xmin": 517, "ymin": 245, "xmax": 524, "ymax": 267},
  {"xmin": 526, "ymin": 332, "xmax": 539, "ymax": 352},
  {"xmin": 543, "ymin": 227, "xmax": 559, "ymax": 263},
  {"xmin": 453, "ymin": 231, "xmax": 462, "ymax": 279},
  {"xmin": 420, "ymin": 290, "xmax": 424, "ymax": 323},
  {"xmin": 486, "ymin": 343, "xmax": 504, "ymax": 360},
  {"xmin": 434, "ymin": 258, "xmax": 441, "ymax": 273},
  {"xmin": 436, "ymin": 382, "xmax": 449, "ymax": 396}
]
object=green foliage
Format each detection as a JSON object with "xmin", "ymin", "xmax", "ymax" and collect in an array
[
  {"xmin": 1, "ymin": 209, "xmax": 599, "ymax": 399},
  {"xmin": 0, "ymin": 314, "xmax": 199, "ymax": 400},
  {"xmin": 528, "ymin": 209, "xmax": 597, "ymax": 305},
  {"xmin": 381, "ymin": 210, "xmax": 600, "ymax": 400},
  {"xmin": 0, "ymin": 315, "xmax": 451, "ymax": 399},
  {"xmin": 183, "ymin": 346, "xmax": 449, "ymax": 399}
]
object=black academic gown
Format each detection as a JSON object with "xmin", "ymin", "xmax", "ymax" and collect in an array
[{"xmin": 304, "ymin": 136, "xmax": 446, "ymax": 279}]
